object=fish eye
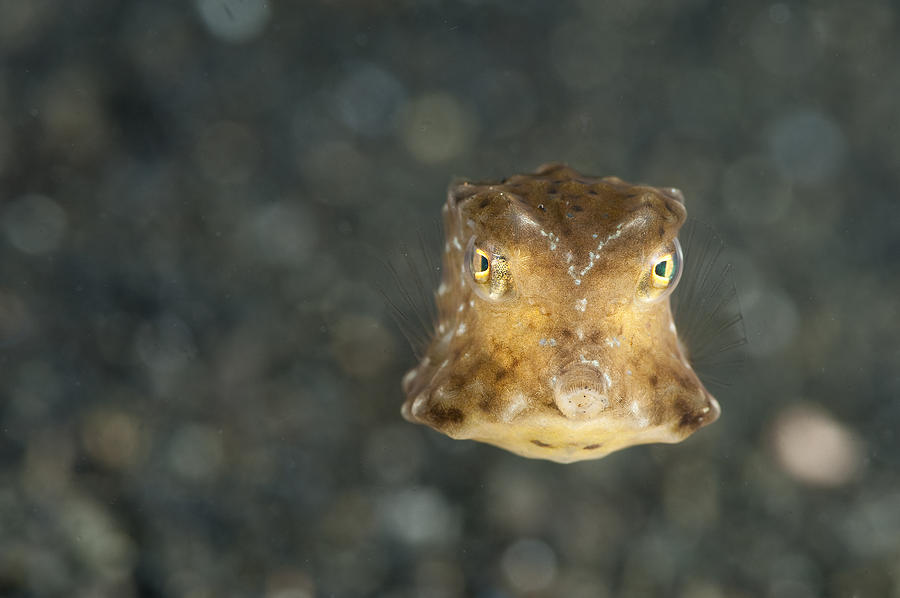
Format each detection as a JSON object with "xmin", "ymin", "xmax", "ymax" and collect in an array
[
  {"xmin": 465, "ymin": 238, "xmax": 513, "ymax": 301},
  {"xmin": 637, "ymin": 238, "xmax": 682, "ymax": 302},
  {"xmin": 472, "ymin": 247, "xmax": 491, "ymax": 283},
  {"xmin": 651, "ymin": 253, "xmax": 676, "ymax": 288}
]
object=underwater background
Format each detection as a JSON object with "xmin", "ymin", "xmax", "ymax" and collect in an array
[{"xmin": 1, "ymin": 1, "xmax": 899, "ymax": 596}]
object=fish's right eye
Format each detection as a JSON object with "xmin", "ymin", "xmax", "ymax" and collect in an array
[
  {"xmin": 472, "ymin": 247, "xmax": 491, "ymax": 283},
  {"xmin": 465, "ymin": 238, "xmax": 514, "ymax": 301}
]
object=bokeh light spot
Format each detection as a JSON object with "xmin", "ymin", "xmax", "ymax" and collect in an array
[
  {"xmin": 771, "ymin": 403, "xmax": 863, "ymax": 487},
  {"xmin": 195, "ymin": 0, "xmax": 270, "ymax": 43},
  {"xmin": 401, "ymin": 92, "xmax": 475, "ymax": 164},
  {"xmin": 2, "ymin": 194, "xmax": 67, "ymax": 255},
  {"xmin": 501, "ymin": 538, "xmax": 558, "ymax": 592},
  {"xmin": 769, "ymin": 110, "xmax": 846, "ymax": 185}
]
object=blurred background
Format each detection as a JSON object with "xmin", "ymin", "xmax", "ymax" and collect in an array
[{"xmin": 1, "ymin": 1, "xmax": 899, "ymax": 596}]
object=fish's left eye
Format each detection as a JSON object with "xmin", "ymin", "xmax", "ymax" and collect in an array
[
  {"xmin": 637, "ymin": 238, "xmax": 683, "ymax": 302},
  {"xmin": 651, "ymin": 253, "xmax": 676, "ymax": 288}
]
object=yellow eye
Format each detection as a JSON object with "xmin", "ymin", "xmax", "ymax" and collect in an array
[
  {"xmin": 465, "ymin": 238, "xmax": 514, "ymax": 301},
  {"xmin": 637, "ymin": 239, "xmax": 683, "ymax": 303},
  {"xmin": 651, "ymin": 253, "xmax": 675, "ymax": 288},
  {"xmin": 472, "ymin": 247, "xmax": 491, "ymax": 283}
]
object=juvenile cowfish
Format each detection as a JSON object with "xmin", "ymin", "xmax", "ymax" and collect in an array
[{"xmin": 401, "ymin": 164, "xmax": 719, "ymax": 463}]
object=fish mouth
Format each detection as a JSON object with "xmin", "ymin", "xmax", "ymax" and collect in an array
[
  {"xmin": 552, "ymin": 363, "xmax": 611, "ymax": 420},
  {"xmin": 683, "ymin": 386, "xmax": 721, "ymax": 430}
]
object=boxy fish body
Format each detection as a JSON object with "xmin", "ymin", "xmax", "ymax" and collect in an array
[{"xmin": 401, "ymin": 164, "xmax": 719, "ymax": 463}]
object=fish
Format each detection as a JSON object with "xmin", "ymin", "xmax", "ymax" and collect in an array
[{"xmin": 400, "ymin": 163, "xmax": 721, "ymax": 463}]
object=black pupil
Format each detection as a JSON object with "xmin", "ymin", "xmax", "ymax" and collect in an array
[
  {"xmin": 654, "ymin": 260, "xmax": 668, "ymax": 277},
  {"xmin": 479, "ymin": 255, "xmax": 489, "ymax": 272}
]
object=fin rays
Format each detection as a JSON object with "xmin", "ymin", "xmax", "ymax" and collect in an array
[{"xmin": 673, "ymin": 219, "xmax": 748, "ymax": 389}]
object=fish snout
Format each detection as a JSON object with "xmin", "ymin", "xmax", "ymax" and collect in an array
[
  {"xmin": 552, "ymin": 362, "xmax": 612, "ymax": 420},
  {"xmin": 670, "ymin": 378, "xmax": 722, "ymax": 436},
  {"xmin": 686, "ymin": 387, "xmax": 721, "ymax": 430}
]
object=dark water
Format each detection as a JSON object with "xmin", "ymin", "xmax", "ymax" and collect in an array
[{"xmin": 1, "ymin": 1, "xmax": 898, "ymax": 596}]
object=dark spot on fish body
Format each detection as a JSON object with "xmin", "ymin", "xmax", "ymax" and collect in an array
[
  {"xmin": 671, "ymin": 396, "xmax": 696, "ymax": 429},
  {"xmin": 649, "ymin": 374, "xmax": 659, "ymax": 388},
  {"xmin": 670, "ymin": 369, "xmax": 694, "ymax": 391},
  {"xmin": 426, "ymin": 404, "xmax": 465, "ymax": 426},
  {"xmin": 679, "ymin": 408, "xmax": 705, "ymax": 430},
  {"xmin": 583, "ymin": 443, "xmax": 602, "ymax": 450},
  {"xmin": 531, "ymin": 439, "xmax": 553, "ymax": 448}
]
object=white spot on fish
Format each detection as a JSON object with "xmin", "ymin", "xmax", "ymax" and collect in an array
[
  {"xmin": 576, "ymin": 221, "xmax": 635, "ymax": 280},
  {"xmin": 549, "ymin": 338, "xmax": 557, "ymax": 347},
  {"xmin": 539, "ymin": 229, "xmax": 559, "ymax": 250},
  {"xmin": 501, "ymin": 393, "xmax": 528, "ymax": 422},
  {"xmin": 444, "ymin": 242, "xmax": 451, "ymax": 253},
  {"xmin": 452, "ymin": 237, "xmax": 462, "ymax": 250},
  {"xmin": 576, "ymin": 328, "xmax": 584, "ymax": 340},
  {"xmin": 457, "ymin": 322, "xmax": 467, "ymax": 335},
  {"xmin": 579, "ymin": 354, "xmax": 600, "ymax": 368},
  {"xmin": 458, "ymin": 303, "xmax": 465, "ymax": 312},
  {"xmin": 402, "ymin": 369, "xmax": 417, "ymax": 388},
  {"xmin": 412, "ymin": 393, "xmax": 428, "ymax": 416},
  {"xmin": 438, "ymin": 282, "xmax": 448, "ymax": 295},
  {"xmin": 575, "ymin": 298, "xmax": 587, "ymax": 312},
  {"xmin": 469, "ymin": 299, "xmax": 475, "ymax": 307},
  {"xmin": 603, "ymin": 371, "xmax": 612, "ymax": 388},
  {"xmin": 566, "ymin": 251, "xmax": 574, "ymax": 263},
  {"xmin": 630, "ymin": 400, "xmax": 649, "ymax": 428},
  {"xmin": 567, "ymin": 265, "xmax": 582, "ymax": 285}
]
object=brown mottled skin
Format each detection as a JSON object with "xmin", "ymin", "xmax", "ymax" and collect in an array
[{"xmin": 401, "ymin": 164, "xmax": 719, "ymax": 463}]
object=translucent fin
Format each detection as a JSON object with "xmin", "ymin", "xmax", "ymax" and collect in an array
[
  {"xmin": 672, "ymin": 219, "xmax": 748, "ymax": 389},
  {"xmin": 377, "ymin": 220, "xmax": 442, "ymax": 360}
]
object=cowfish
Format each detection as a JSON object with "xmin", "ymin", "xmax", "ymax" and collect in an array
[{"xmin": 401, "ymin": 164, "xmax": 720, "ymax": 463}]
